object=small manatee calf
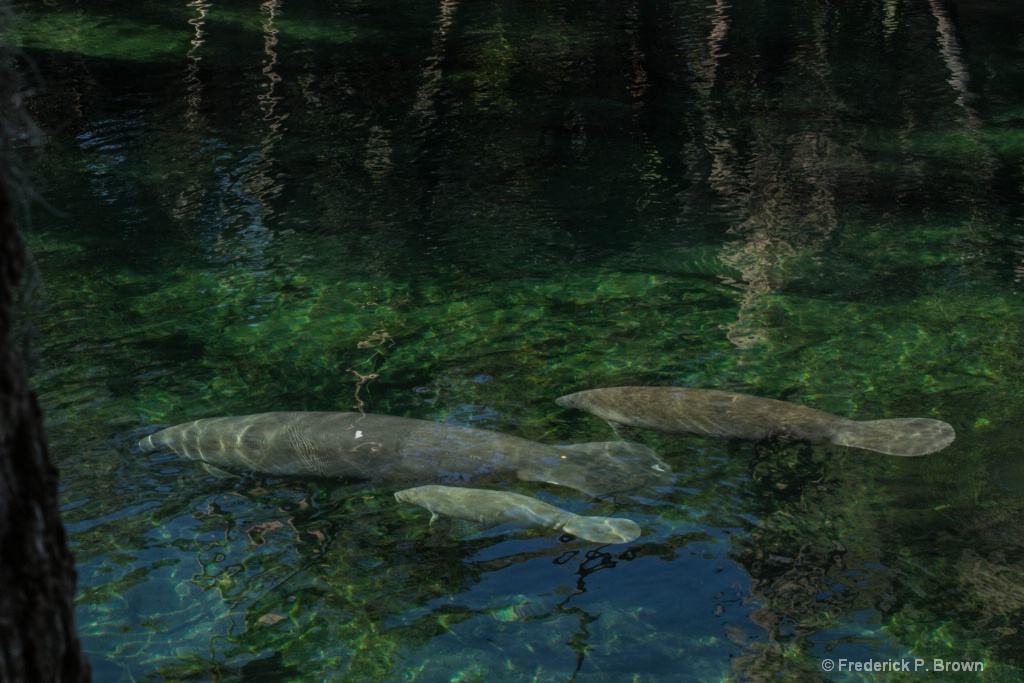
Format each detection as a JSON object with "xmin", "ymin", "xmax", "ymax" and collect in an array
[
  {"xmin": 556, "ymin": 387, "xmax": 955, "ymax": 456},
  {"xmin": 395, "ymin": 484, "xmax": 641, "ymax": 544},
  {"xmin": 138, "ymin": 411, "xmax": 672, "ymax": 497}
]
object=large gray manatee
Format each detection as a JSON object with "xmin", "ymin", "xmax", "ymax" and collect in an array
[
  {"xmin": 138, "ymin": 411, "xmax": 673, "ymax": 497},
  {"xmin": 557, "ymin": 387, "xmax": 955, "ymax": 457}
]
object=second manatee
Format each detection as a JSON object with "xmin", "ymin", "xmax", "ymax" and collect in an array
[
  {"xmin": 395, "ymin": 484, "xmax": 642, "ymax": 543},
  {"xmin": 557, "ymin": 386, "xmax": 955, "ymax": 456}
]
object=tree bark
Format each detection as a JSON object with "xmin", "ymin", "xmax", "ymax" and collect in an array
[{"xmin": 0, "ymin": 36, "xmax": 92, "ymax": 683}]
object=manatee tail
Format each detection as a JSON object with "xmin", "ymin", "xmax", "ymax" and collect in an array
[
  {"xmin": 562, "ymin": 515, "xmax": 641, "ymax": 544},
  {"xmin": 137, "ymin": 430, "xmax": 178, "ymax": 453},
  {"xmin": 831, "ymin": 418, "xmax": 955, "ymax": 456}
]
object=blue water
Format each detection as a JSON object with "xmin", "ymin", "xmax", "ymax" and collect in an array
[{"xmin": 12, "ymin": 0, "xmax": 1024, "ymax": 680}]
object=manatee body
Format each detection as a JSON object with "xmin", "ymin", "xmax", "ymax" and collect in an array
[
  {"xmin": 556, "ymin": 387, "xmax": 955, "ymax": 457},
  {"xmin": 138, "ymin": 411, "xmax": 672, "ymax": 496},
  {"xmin": 395, "ymin": 484, "xmax": 641, "ymax": 544}
]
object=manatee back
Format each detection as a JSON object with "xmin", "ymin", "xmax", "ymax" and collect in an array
[
  {"xmin": 139, "ymin": 411, "xmax": 535, "ymax": 484},
  {"xmin": 395, "ymin": 485, "xmax": 572, "ymax": 527},
  {"xmin": 393, "ymin": 421, "xmax": 537, "ymax": 484},
  {"xmin": 138, "ymin": 412, "xmax": 418, "ymax": 479},
  {"xmin": 557, "ymin": 387, "xmax": 845, "ymax": 443}
]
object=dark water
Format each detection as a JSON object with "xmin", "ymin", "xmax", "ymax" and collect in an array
[{"xmin": 11, "ymin": 0, "xmax": 1024, "ymax": 680}]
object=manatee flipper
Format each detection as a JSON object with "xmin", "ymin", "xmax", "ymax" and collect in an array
[
  {"xmin": 198, "ymin": 463, "xmax": 240, "ymax": 479},
  {"xmin": 608, "ymin": 421, "xmax": 643, "ymax": 442},
  {"xmin": 831, "ymin": 418, "xmax": 955, "ymax": 457},
  {"xmin": 394, "ymin": 485, "xmax": 641, "ymax": 544}
]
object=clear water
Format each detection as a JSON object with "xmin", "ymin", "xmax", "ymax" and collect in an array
[{"xmin": 11, "ymin": 0, "xmax": 1024, "ymax": 680}]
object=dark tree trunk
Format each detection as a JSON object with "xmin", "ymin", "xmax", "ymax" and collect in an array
[{"xmin": 0, "ymin": 35, "xmax": 92, "ymax": 683}]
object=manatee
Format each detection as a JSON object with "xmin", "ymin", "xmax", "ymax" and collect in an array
[
  {"xmin": 138, "ymin": 411, "xmax": 673, "ymax": 496},
  {"xmin": 395, "ymin": 484, "xmax": 641, "ymax": 544},
  {"xmin": 556, "ymin": 387, "xmax": 955, "ymax": 457}
]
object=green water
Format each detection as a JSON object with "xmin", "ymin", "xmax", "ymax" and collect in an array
[{"xmin": 11, "ymin": 0, "xmax": 1024, "ymax": 680}]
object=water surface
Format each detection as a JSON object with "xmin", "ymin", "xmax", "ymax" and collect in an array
[{"xmin": 12, "ymin": 0, "xmax": 1024, "ymax": 680}]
